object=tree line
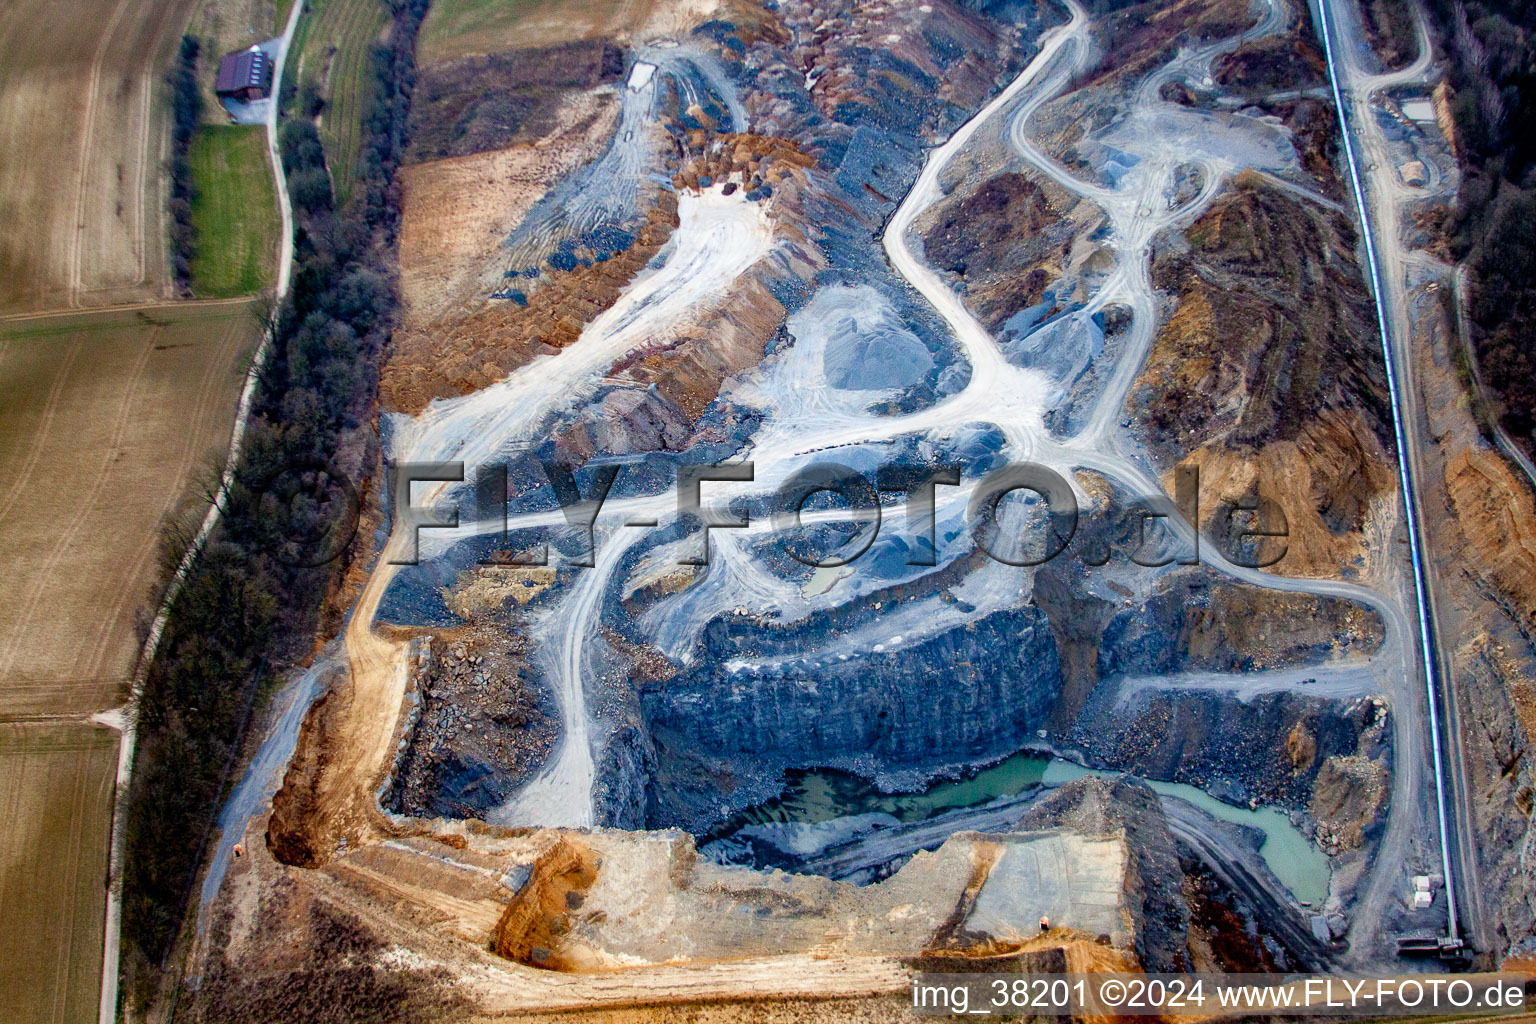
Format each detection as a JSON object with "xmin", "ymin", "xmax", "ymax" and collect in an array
[
  {"xmin": 167, "ymin": 35, "xmax": 201, "ymax": 294},
  {"xmin": 1423, "ymin": 0, "xmax": 1536, "ymax": 448},
  {"xmin": 120, "ymin": 0, "xmax": 430, "ymax": 1010}
]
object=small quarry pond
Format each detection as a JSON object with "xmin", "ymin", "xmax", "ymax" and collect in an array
[{"xmin": 706, "ymin": 751, "xmax": 1331, "ymax": 907}]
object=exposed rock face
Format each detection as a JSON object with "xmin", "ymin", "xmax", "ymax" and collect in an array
[
  {"xmin": 1024, "ymin": 531, "xmax": 1392, "ymax": 809},
  {"xmin": 919, "ymin": 173, "xmax": 1065, "ymax": 328},
  {"xmin": 591, "ymin": 718, "xmax": 660, "ymax": 831},
  {"xmin": 207, "ymin": 0, "xmax": 1457, "ymax": 1008},
  {"xmin": 1287, "ymin": 720, "xmax": 1317, "ymax": 770},
  {"xmin": 787, "ymin": 0, "xmax": 1029, "ymax": 136},
  {"xmin": 1090, "ymin": 0, "xmax": 1253, "ymax": 80},
  {"xmin": 1454, "ymin": 625, "xmax": 1536, "ymax": 954},
  {"xmin": 1309, "ymin": 754, "xmax": 1390, "ymax": 854},
  {"xmin": 1098, "ymin": 575, "xmax": 1385, "ymax": 677},
  {"xmin": 1130, "ymin": 175, "xmax": 1397, "ymax": 580},
  {"xmin": 553, "ymin": 386, "xmax": 693, "ymax": 462},
  {"xmin": 1071, "ymin": 690, "xmax": 1383, "ymax": 810},
  {"xmin": 385, "ymin": 632, "xmax": 556, "ymax": 821},
  {"xmin": 1033, "ymin": 558, "xmax": 1122, "ymax": 733},
  {"xmin": 373, "ymin": 0, "xmax": 1072, "ymax": 831},
  {"xmin": 1276, "ymin": 98, "xmax": 1346, "ymax": 199},
  {"xmin": 642, "ymin": 603, "xmax": 1064, "ymax": 830},
  {"xmin": 609, "ymin": 271, "xmax": 794, "ymax": 421},
  {"xmin": 334, "ymin": 0, "xmax": 1404, "ymax": 978},
  {"xmin": 670, "ymin": 132, "xmax": 816, "ymax": 196},
  {"xmin": 1183, "ymin": 861, "xmax": 1287, "ymax": 972},
  {"xmin": 1212, "ymin": 34, "xmax": 1326, "ymax": 93},
  {"xmin": 388, "ymin": 0, "xmax": 1027, "ymax": 429},
  {"xmin": 1016, "ymin": 776, "xmax": 1191, "ymax": 972},
  {"xmin": 635, "ymin": 542, "xmax": 1387, "ymax": 831},
  {"xmin": 1030, "ymin": 502, "xmax": 1385, "ymax": 730}
]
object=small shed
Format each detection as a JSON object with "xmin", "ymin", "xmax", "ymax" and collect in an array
[{"xmin": 215, "ymin": 46, "xmax": 272, "ymax": 102}]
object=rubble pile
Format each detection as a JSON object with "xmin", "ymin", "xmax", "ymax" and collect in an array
[{"xmin": 386, "ymin": 632, "xmax": 557, "ymax": 821}]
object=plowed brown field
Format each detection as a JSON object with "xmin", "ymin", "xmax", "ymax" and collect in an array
[
  {"xmin": 0, "ymin": 722, "xmax": 118, "ymax": 1024},
  {"xmin": 0, "ymin": 0, "xmax": 200, "ymax": 313},
  {"xmin": 0, "ymin": 299, "xmax": 260, "ymax": 1022},
  {"xmin": 0, "ymin": 300, "xmax": 260, "ymax": 718}
]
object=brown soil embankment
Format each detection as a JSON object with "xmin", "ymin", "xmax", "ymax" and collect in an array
[
  {"xmin": 383, "ymin": 194, "xmax": 680, "ymax": 414},
  {"xmin": 1130, "ymin": 175, "xmax": 1398, "ymax": 580},
  {"xmin": 490, "ymin": 834, "xmax": 598, "ymax": 969},
  {"xmin": 394, "ymin": 93, "xmax": 621, "ymax": 328},
  {"xmin": 1445, "ymin": 447, "xmax": 1536, "ymax": 632}
]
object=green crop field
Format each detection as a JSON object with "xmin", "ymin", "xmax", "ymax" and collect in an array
[
  {"xmin": 189, "ymin": 125, "xmax": 278, "ymax": 298},
  {"xmin": 289, "ymin": 0, "xmax": 390, "ymax": 205}
]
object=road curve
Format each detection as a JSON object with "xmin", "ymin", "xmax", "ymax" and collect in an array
[
  {"xmin": 182, "ymin": 0, "xmax": 1452, "ymax": 985},
  {"xmin": 883, "ymin": 0, "xmax": 1087, "ymax": 388}
]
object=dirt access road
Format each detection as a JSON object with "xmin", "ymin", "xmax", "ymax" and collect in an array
[
  {"xmin": 0, "ymin": 0, "xmax": 200, "ymax": 313},
  {"xmin": 0, "ymin": 0, "xmax": 300, "ymax": 1015},
  {"xmin": 1318, "ymin": 0, "xmax": 1487, "ymax": 957}
]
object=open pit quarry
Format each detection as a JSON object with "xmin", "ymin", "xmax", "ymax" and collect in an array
[{"xmin": 170, "ymin": 0, "xmax": 1536, "ymax": 1017}]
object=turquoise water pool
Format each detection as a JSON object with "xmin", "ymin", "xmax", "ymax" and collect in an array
[{"xmin": 709, "ymin": 750, "xmax": 1331, "ymax": 906}]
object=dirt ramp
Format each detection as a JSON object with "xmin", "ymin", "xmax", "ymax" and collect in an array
[
  {"xmin": 267, "ymin": 687, "xmax": 338, "ymax": 868},
  {"xmin": 492, "ymin": 833, "xmax": 599, "ymax": 969}
]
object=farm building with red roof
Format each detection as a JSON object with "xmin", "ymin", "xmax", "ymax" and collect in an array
[{"xmin": 214, "ymin": 46, "xmax": 272, "ymax": 102}]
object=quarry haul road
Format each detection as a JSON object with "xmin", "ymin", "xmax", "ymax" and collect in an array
[
  {"xmin": 324, "ymin": 187, "xmax": 778, "ymax": 842},
  {"xmin": 981, "ymin": 0, "xmax": 1429, "ymax": 963},
  {"xmin": 404, "ymin": 0, "xmax": 1406, "ymax": 843},
  {"xmin": 1159, "ymin": 799, "xmax": 1333, "ymax": 968},
  {"xmin": 1317, "ymin": 0, "xmax": 1480, "ymax": 955},
  {"xmin": 305, "ymin": 0, "xmax": 1090, "ymax": 856},
  {"xmin": 234, "ymin": 0, "xmax": 1443, "ymax": 985}
]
